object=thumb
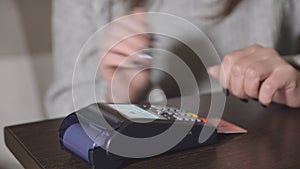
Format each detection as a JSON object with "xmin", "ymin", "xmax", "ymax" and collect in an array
[{"xmin": 208, "ymin": 65, "xmax": 221, "ymax": 80}]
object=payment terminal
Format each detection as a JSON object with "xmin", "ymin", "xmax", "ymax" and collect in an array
[{"xmin": 59, "ymin": 103, "xmax": 217, "ymax": 169}]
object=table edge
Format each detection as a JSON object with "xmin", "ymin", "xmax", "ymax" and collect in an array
[{"xmin": 4, "ymin": 126, "xmax": 45, "ymax": 169}]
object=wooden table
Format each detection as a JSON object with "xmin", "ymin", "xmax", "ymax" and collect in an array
[{"xmin": 4, "ymin": 93, "xmax": 300, "ymax": 169}]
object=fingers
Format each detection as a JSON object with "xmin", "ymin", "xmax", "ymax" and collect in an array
[
  {"xmin": 229, "ymin": 53, "xmax": 263, "ymax": 98},
  {"xmin": 100, "ymin": 8, "xmax": 153, "ymax": 103},
  {"xmin": 259, "ymin": 65, "xmax": 297, "ymax": 105},
  {"xmin": 99, "ymin": 53, "xmax": 125, "ymax": 82},
  {"xmin": 219, "ymin": 44, "xmax": 262, "ymax": 89},
  {"xmin": 106, "ymin": 22, "xmax": 151, "ymax": 56},
  {"xmin": 108, "ymin": 68, "xmax": 150, "ymax": 103},
  {"xmin": 208, "ymin": 65, "xmax": 220, "ymax": 80},
  {"xmin": 100, "ymin": 7, "xmax": 152, "ymax": 75},
  {"xmin": 243, "ymin": 61, "xmax": 273, "ymax": 98},
  {"xmin": 228, "ymin": 47, "xmax": 280, "ymax": 98},
  {"xmin": 107, "ymin": 35, "xmax": 151, "ymax": 56},
  {"xmin": 100, "ymin": 52, "xmax": 151, "ymax": 82},
  {"xmin": 103, "ymin": 8, "xmax": 151, "ymax": 57},
  {"xmin": 208, "ymin": 44, "xmax": 299, "ymax": 106}
]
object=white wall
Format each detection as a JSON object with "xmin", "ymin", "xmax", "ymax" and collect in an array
[
  {"xmin": 0, "ymin": 0, "xmax": 27, "ymax": 56},
  {"xmin": 0, "ymin": 0, "xmax": 52, "ymax": 168},
  {"xmin": 0, "ymin": 56, "xmax": 46, "ymax": 169}
]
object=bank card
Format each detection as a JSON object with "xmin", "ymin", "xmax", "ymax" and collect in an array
[{"xmin": 207, "ymin": 118, "xmax": 247, "ymax": 134}]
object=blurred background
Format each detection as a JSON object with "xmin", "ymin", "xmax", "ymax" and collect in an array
[{"xmin": 0, "ymin": 0, "xmax": 52, "ymax": 168}]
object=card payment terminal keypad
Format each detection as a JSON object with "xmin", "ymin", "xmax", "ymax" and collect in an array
[{"xmin": 146, "ymin": 105, "xmax": 206, "ymax": 123}]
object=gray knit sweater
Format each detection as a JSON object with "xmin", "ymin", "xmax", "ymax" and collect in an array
[{"xmin": 46, "ymin": 0, "xmax": 300, "ymax": 118}]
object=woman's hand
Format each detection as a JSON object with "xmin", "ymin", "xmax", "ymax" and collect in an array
[
  {"xmin": 99, "ymin": 9, "xmax": 152, "ymax": 103},
  {"xmin": 208, "ymin": 44, "xmax": 300, "ymax": 107}
]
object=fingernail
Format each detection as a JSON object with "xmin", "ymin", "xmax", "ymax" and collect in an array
[
  {"xmin": 222, "ymin": 88, "xmax": 229, "ymax": 96},
  {"xmin": 260, "ymin": 103, "xmax": 267, "ymax": 108},
  {"xmin": 240, "ymin": 99, "xmax": 249, "ymax": 103}
]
